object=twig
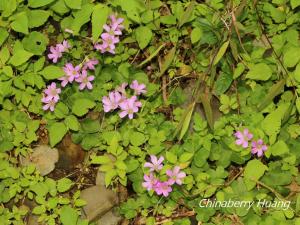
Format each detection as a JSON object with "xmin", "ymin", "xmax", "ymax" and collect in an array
[
  {"xmin": 162, "ymin": 75, "xmax": 168, "ymax": 105},
  {"xmin": 225, "ymin": 167, "xmax": 244, "ymax": 186}
]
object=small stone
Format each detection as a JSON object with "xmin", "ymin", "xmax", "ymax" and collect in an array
[
  {"xmin": 97, "ymin": 210, "xmax": 122, "ymax": 225},
  {"xmin": 20, "ymin": 145, "xmax": 58, "ymax": 176},
  {"xmin": 81, "ymin": 185, "xmax": 118, "ymax": 222}
]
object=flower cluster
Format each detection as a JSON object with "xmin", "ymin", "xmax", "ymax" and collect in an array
[
  {"xmin": 42, "ymin": 82, "xmax": 61, "ymax": 111},
  {"xmin": 94, "ymin": 15, "xmax": 124, "ymax": 54},
  {"xmin": 102, "ymin": 80, "xmax": 146, "ymax": 119},
  {"xmin": 58, "ymin": 58, "xmax": 98, "ymax": 89},
  {"xmin": 142, "ymin": 155, "xmax": 186, "ymax": 197},
  {"xmin": 47, "ymin": 40, "xmax": 71, "ymax": 63},
  {"xmin": 42, "ymin": 56, "xmax": 99, "ymax": 111},
  {"xmin": 234, "ymin": 128, "xmax": 268, "ymax": 157}
]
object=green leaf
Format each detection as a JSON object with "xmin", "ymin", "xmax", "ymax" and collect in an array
[
  {"xmin": 48, "ymin": 122, "xmax": 68, "ymax": 147},
  {"xmin": 135, "ymin": 26, "xmax": 153, "ymax": 49},
  {"xmin": 160, "ymin": 15, "xmax": 177, "ymax": 25},
  {"xmin": 193, "ymin": 148, "xmax": 210, "ymax": 168},
  {"xmin": 166, "ymin": 152, "xmax": 177, "ymax": 164},
  {"xmin": 179, "ymin": 153, "xmax": 194, "ymax": 163},
  {"xmin": 72, "ymin": 99, "xmax": 96, "ymax": 116},
  {"xmin": 1, "ymin": 0, "xmax": 17, "ymax": 17},
  {"xmin": 64, "ymin": 0, "xmax": 82, "ymax": 9},
  {"xmin": 9, "ymin": 49, "xmax": 33, "ymax": 67},
  {"xmin": 64, "ymin": 115, "xmax": 80, "ymax": 131},
  {"xmin": 270, "ymin": 140, "xmax": 289, "ymax": 156},
  {"xmin": 178, "ymin": 1, "xmax": 195, "ymax": 28},
  {"xmin": 291, "ymin": 0, "xmax": 300, "ymax": 9},
  {"xmin": 213, "ymin": 41, "xmax": 229, "ymax": 66},
  {"xmin": 22, "ymin": 31, "xmax": 49, "ymax": 55},
  {"xmin": 90, "ymin": 155, "xmax": 111, "ymax": 164},
  {"xmin": 214, "ymin": 72, "xmax": 233, "ymax": 95},
  {"xmin": 244, "ymin": 159, "xmax": 268, "ymax": 190},
  {"xmin": 158, "ymin": 46, "xmax": 176, "ymax": 77},
  {"xmin": 59, "ymin": 206, "xmax": 79, "ymax": 225},
  {"xmin": 28, "ymin": 0, "xmax": 55, "ymax": 8},
  {"xmin": 296, "ymin": 98, "xmax": 300, "ymax": 113},
  {"xmin": 11, "ymin": 12, "xmax": 29, "ymax": 34},
  {"xmin": 191, "ymin": 27, "xmax": 202, "ymax": 44},
  {"xmin": 199, "ymin": 94, "xmax": 214, "ymax": 129},
  {"xmin": 71, "ymin": 4, "xmax": 94, "ymax": 34},
  {"xmin": 57, "ymin": 178, "xmax": 73, "ymax": 192},
  {"xmin": 246, "ymin": 63, "xmax": 272, "ymax": 81},
  {"xmin": 130, "ymin": 132, "xmax": 146, "ymax": 146},
  {"xmin": 233, "ymin": 63, "xmax": 245, "ymax": 79},
  {"xmin": 258, "ymin": 79, "xmax": 285, "ymax": 111},
  {"xmin": 27, "ymin": 10, "xmax": 50, "ymax": 28},
  {"xmin": 283, "ymin": 47, "xmax": 300, "ymax": 68},
  {"xmin": 92, "ymin": 4, "xmax": 110, "ymax": 42},
  {"xmin": 178, "ymin": 102, "xmax": 195, "ymax": 140},
  {"xmin": 293, "ymin": 63, "xmax": 300, "ymax": 83},
  {"xmin": 39, "ymin": 66, "xmax": 64, "ymax": 80},
  {"xmin": 112, "ymin": 0, "xmax": 146, "ymax": 23},
  {"xmin": 32, "ymin": 205, "xmax": 46, "ymax": 215},
  {"xmin": 0, "ymin": 28, "xmax": 9, "ymax": 47}
]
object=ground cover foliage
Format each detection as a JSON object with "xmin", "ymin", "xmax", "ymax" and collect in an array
[{"xmin": 1, "ymin": 0, "xmax": 300, "ymax": 224}]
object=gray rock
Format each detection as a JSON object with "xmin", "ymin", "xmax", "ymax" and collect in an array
[
  {"xmin": 20, "ymin": 145, "xmax": 58, "ymax": 176},
  {"xmin": 97, "ymin": 209, "xmax": 122, "ymax": 225},
  {"xmin": 81, "ymin": 185, "xmax": 118, "ymax": 222},
  {"xmin": 95, "ymin": 170, "xmax": 106, "ymax": 187}
]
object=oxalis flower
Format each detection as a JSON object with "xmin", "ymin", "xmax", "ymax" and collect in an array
[
  {"xmin": 115, "ymin": 83, "xmax": 128, "ymax": 95},
  {"xmin": 144, "ymin": 155, "xmax": 164, "ymax": 172},
  {"xmin": 47, "ymin": 46, "xmax": 62, "ymax": 63},
  {"xmin": 234, "ymin": 128, "xmax": 253, "ymax": 148},
  {"xmin": 142, "ymin": 173, "xmax": 158, "ymax": 191},
  {"xmin": 47, "ymin": 40, "xmax": 70, "ymax": 63},
  {"xmin": 59, "ymin": 63, "xmax": 81, "ymax": 87},
  {"xmin": 102, "ymin": 91, "xmax": 123, "ymax": 112},
  {"xmin": 43, "ymin": 82, "xmax": 61, "ymax": 102},
  {"xmin": 166, "ymin": 166, "xmax": 186, "ymax": 185},
  {"xmin": 251, "ymin": 139, "xmax": 268, "ymax": 157},
  {"xmin": 118, "ymin": 96, "xmax": 142, "ymax": 119},
  {"xmin": 109, "ymin": 14, "xmax": 125, "ymax": 32},
  {"xmin": 42, "ymin": 98, "xmax": 57, "ymax": 112},
  {"xmin": 76, "ymin": 70, "xmax": 95, "ymax": 90},
  {"xmin": 130, "ymin": 80, "xmax": 146, "ymax": 95},
  {"xmin": 83, "ymin": 58, "xmax": 99, "ymax": 71},
  {"xmin": 154, "ymin": 181, "xmax": 172, "ymax": 197}
]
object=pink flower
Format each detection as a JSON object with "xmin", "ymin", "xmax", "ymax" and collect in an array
[
  {"xmin": 166, "ymin": 166, "xmax": 186, "ymax": 185},
  {"xmin": 234, "ymin": 128, "xmax": 253, "ymax": 148},
  {"xmin": 115, "ymin": 83, "xmax": 128, "ymax": 95},
  {"xmin": 130, "ymin": 80, "xmax": 146, "ymax": 95},
  {"xmin": 118, "ymin": 96, "xmax": 142, "ymax": 119},
  {"xmin": 103, "ymin": 24, "xmax": 122, "ymax": 36},
  {"xmin": 154, "ymin": 181, "xmax": 172, "ymax": 197},
  {"xmin": 47, "ymin": 46, "xmax": 62, "ymax": 63},
  {"xmin": 76, "ymin": 70, "xmax": 95, "ymax": 90},
  {"xmin": 144, "ymin": 155, "xmax": 164, "ymax": 172},
  {"xmin": 83, "ymin": 58, "xmax": 99, "ymax": 70},
  {"xmin": 42, "ymin": 98, "xmax": 57, "ymax": 112},
  {"xmin": 59, "ymin": 63, "xmax": 81, "ymax": 87},
  {"xmin": 251, "ymin": 139, "xmax": 268, "ymax": 157},
  {"xmin": 57, "ymin": 40, "xmax": 71, "ymax": 52},
  {"xmin": 95, "ymin": 33, "xmax": 119, "ymax": 54},
  {"xmin": 102, "ymin": 91, "xmax": 122, "ymax": 112},
  {"xmin": 109, "ymin": 14, "xmax": 124, "ymax": 32},
  {"xmin": 142, "ymin": 173, "xmax": 158, "ymax": 191},
  {"xmin": 43, "ymin": 82, "xmax": 61, "ymax": 102}
]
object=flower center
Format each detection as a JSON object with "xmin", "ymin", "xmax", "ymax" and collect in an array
[
  {"xmin": 51, "ymin": 89, "xmax": 57, "ymax": 96},
  {"xmin": 128, "ymin": 108, "xmax": 133, "ymax": 114}
]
